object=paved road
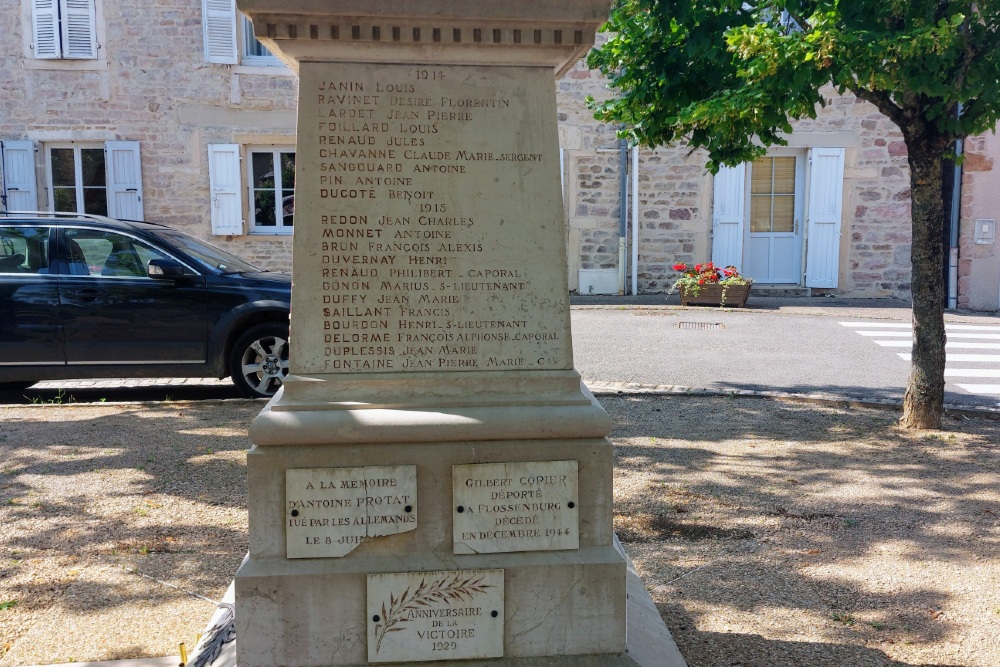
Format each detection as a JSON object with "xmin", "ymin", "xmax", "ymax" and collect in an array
[
  {"xmin": 5, "ymin": 298, "xmax": 1000, "ymax": 411},
  {"xmin": 571, "ymin": 301, "xmax": 1000, "ymax": 411}
]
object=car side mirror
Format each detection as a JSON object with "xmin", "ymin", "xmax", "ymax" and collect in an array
[{"xmin": 147, "ymin": 258, "xmax": 189, "ymax": 279}]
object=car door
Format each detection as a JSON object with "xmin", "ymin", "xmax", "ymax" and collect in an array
[
  {"xmin": 0, "ymin": 225, "xmax": 65, "ymax": 369},
  {"xmin": 55, "ymin": 226, "xmax": 210, "ymax": 366}
]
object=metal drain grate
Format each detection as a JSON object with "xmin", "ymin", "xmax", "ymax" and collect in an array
[{"xmin": 677, "ymin": 322, "xmax": 726, "ymax": 330}]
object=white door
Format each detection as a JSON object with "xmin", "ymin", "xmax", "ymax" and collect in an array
[
  {"xmin": 711, "ymin": 163, "xmax": 745, "ymax": 271},
  {"xmin": 805, "ymin": 148, "xmax": 846, "ymax": 288},
  {"xmin": 742, "ymin": 153, "xmax": 805, "ymax": 284}
]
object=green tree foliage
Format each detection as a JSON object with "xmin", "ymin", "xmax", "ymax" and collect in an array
[{"xmin": 588, "ymin": 1, "xmax": 1000, "ymax": 428}]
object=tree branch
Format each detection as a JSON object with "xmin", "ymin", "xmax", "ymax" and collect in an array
[
  {"xmin": 782, "ymin": 9, "xmax": 811, "ymax": 33},
  {"xmin": 848, "ymin": 84, "xmax": 906, "ymax": 128},
  {"xmin": 952, "ymin": 14, "xmax": 977, "ymax": 96}
]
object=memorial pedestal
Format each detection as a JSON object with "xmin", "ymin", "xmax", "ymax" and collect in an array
[{"xmin": 232, "ymin": 2, "xmax": 683, "ymax": 665}]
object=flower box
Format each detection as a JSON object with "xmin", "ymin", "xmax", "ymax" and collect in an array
[{"xmin": 678, "ymin": 282, "xmax": 752, "ymax": 307}]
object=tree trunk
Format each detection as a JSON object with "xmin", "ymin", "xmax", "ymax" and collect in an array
[{"xmin": 899, "ymin": 126, "xmax": 949, "ymax": 429}]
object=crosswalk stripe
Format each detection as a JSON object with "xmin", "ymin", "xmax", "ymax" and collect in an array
[
  {"xmin": 945, "ymin": 368, "xmax": 1000, "ymax": 377},
  {"xmin": 858, "ymin": 332, "xmax": 1000, "ymax": 339},
  {"xmin": 944, "ymin": 324, "xmax": 1000, "ymax": 332},
  {"xmin": 946, "ymin": 333, "xmax": 1000, "ymax": 339},
  {"xmin": 844, "ymin": 320, "xmax": 1000, "ymax": 396},
  {"xmin": 898, "ymin": 353, "xmax": 1000, "ymax": 362},
  {"xmin": 955, "ymin": 384, "xmax": 1000, "ymax": 394},
  {"xmin": 878, "ymin": 341, "xmax": 1000, "ymax": 349},
  {"xmin": 839, "ymin": 322, "xmax": 910, "ymax": 328},
  {"xmin": 840, "ymin": 322, "xmax": 1000, "ymax": 332}
]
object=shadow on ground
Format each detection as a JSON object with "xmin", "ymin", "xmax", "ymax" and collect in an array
[
  {"xmin": 0, "ymin": 382, "xmax": 244, "ymax": 405},
  {"xmin": 603, "ymin": 393, "xmax": 996, "ymax": 667},
  {"xmin": 0, "ymin": 400, "xmax": 260, "ymax": 664},
  {"xmin": 661, "ymin": 602, "xmax": 964, "ymax": 667},
  {"xmin": 1, "ymin": 394, "xmax": 995, "ymax": 666}
]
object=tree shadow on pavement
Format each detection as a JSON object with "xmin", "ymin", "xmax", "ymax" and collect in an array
[
  {"xmin": 710, "ymin": 380, "xmax": 999, "ymax": 411},
  {"xmin": 0, "ymin": 401, "xmax": 260, "ymax": 663},
  {"xmin": 0, "ymin": 381, "xmax": 244, "ymax": 405},
  {"xmin": 661, "ymin": 601, "xmax": 965, "ymax": 667},
  {"xmin": 604, "ymin": 394, "xmax": 997, "ymax": 667}
]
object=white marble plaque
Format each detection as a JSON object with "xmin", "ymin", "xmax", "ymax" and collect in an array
[
  {"xmin": 367, "ymin": 569, "xmax": 504, "ymax": 663},
  {"xmin": 452, "ymin": 460, "xmax": 578, "ymax": 554},
  {"xmin": 285, "ymin": 465, "xmax": 416, "ymax": 558}
]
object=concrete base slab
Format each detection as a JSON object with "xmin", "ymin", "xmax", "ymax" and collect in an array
[{"xmin": 619, "ymin": 541, "xmax": 688, "ymax": 667}]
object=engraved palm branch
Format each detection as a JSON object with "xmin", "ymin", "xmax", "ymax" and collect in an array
[{"xmin": 373, "ymin": 573, "xmax": 494, "ymax": 653}]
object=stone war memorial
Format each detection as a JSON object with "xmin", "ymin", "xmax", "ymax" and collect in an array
[{"xmin": 233, "ymin": 1, "xmax": 683, "ymax": 665}]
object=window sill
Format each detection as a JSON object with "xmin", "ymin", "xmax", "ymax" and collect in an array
[
  {"xmin": 234, "ymin": 63, "xmax": 294, "ymax": 77},
  {"xmin": 22, "ymin": 58, "xmax": 108, "ymax": 71}
]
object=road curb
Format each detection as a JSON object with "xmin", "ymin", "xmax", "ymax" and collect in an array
[
  {"xmin": 585, "ymin": 381, "xmax": 1000, "ymax": 421},
  {"xmin": 8, "ymin": 382, "xmax": 1000, "ymax": 422}
]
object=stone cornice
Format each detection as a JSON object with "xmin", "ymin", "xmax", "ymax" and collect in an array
[{"xmin": 237, "ymin": 1, "xmax": 610, "ymax": 75}]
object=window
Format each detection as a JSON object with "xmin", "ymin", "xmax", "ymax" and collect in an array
[
  {"xmin": 31, "ymin": 0, "xmax": 98, "ymax": 60},
  {"xmin": 62, "ymin": 228, "xmax": 171, "ymax": 278},
  {"xmin": 749, "ymin": 156, "xmax": 796, "ymax": 234},
  {"xmin": 207, "ymin": 143, "xmax": 295, "ymax": 236},
  {"xmin": 241, "ymin": 13, "xmax": 279, "ymax": 65},
  {"xmin": 44, "ymin": 141, "xmax": 144, "ymax": 219},
  {"xmin": 202, "ymin": 0, "xmax": 280, "ymax": 66},
  {"xmin": 249, "ymin": 149, "xmax": 295, "ymax": 233},
  {"xmin": 0, "ymin": 227, "xmax": 49, "ymax": 274},
  {"xmin": 712, "ymin": 148, "xmax": 845, "ymax": 288},
  {"xmin": 49, "ymin": 145, "xmax": 107, "ymax": 215}
]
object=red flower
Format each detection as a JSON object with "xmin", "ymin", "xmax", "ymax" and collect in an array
[{"xmin": 672, "ymin": 263, "xmax": 687, "ymax": 271}]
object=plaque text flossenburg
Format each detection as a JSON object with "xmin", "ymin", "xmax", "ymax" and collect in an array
[{"xmin": 453, "ymin": 460, "xmax": 579, "ymax": 554}]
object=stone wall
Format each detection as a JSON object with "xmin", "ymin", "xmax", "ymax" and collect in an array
[
  {"xmin": 958, "ymin": 133, "xmax": 1000, "ymax": 310},
  {"xmin": 555, "ymin": 48, "xmax": 917, "ymax": 297},
  {"xmin": 0, "ymin": 0, "xmax": 297, "ymax": 270}
]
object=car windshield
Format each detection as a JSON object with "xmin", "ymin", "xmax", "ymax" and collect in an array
[{"xmin": 158, "ymin": 231, "xmax": 261, "ymax": 274}]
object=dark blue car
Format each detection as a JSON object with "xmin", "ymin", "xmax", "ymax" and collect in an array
[{"xmin": 0, "ymin": 211, "xmax": 290, "ymax": 398}]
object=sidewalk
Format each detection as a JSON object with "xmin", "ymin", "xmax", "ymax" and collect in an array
[{"xmin": 571, "ymin": 293, "xmax": 1000, "ymax": 323}]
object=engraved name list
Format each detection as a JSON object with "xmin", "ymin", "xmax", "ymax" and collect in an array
[{"xmin": 291, "ymin": 63, "xmax": 573, "ymax": 375}]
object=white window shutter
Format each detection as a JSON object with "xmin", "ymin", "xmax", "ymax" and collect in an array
[
  {"xmin": 105, "ymin": 141, "xmax": 144, "ymax": 220},
  {"xmin": 32, "ymin": 0, "xmax": 60, "ymax": 58},
  {"xmin": 203, "ymin": 0, "xmax": 237, "ymax": 64},
  {"xmin": 712, "ymin": 163, "xmax": 746, "ymax": 271},
  {"xmin": 208, "ymin": 144, "xmax": 243, "ymax": 235},
  {"xmin": 1, "ymin": 141, "xmax": 40, "ymax": 211},
  {"xmin": 60, "ymin": 0, "xmax": 97, "ymax": 59},
  {"xmin": 805, "ymin": 148, "xmax": 846, "ymax": 288}
]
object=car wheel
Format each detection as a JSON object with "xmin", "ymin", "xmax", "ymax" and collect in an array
[{"xmin": 229, "ymin": 322, "xmax": 290, "ymax": 399}]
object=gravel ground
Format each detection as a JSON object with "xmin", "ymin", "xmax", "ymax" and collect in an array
[{"xmin": 1, "ymin": 395, "xmax": 998, "ymax": 667}]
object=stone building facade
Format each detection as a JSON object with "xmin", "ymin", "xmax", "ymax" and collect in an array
[
  {"xmin": 2, "ymin": 1, "xmax": 998, "ymax": 309},
  {"xmin": 558, "ymin": 50, "xmax": 1000, "ymax": 309},
  {"xmin": 0, "ymin": 0, "xmax": 298, "ymax": 268}
]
